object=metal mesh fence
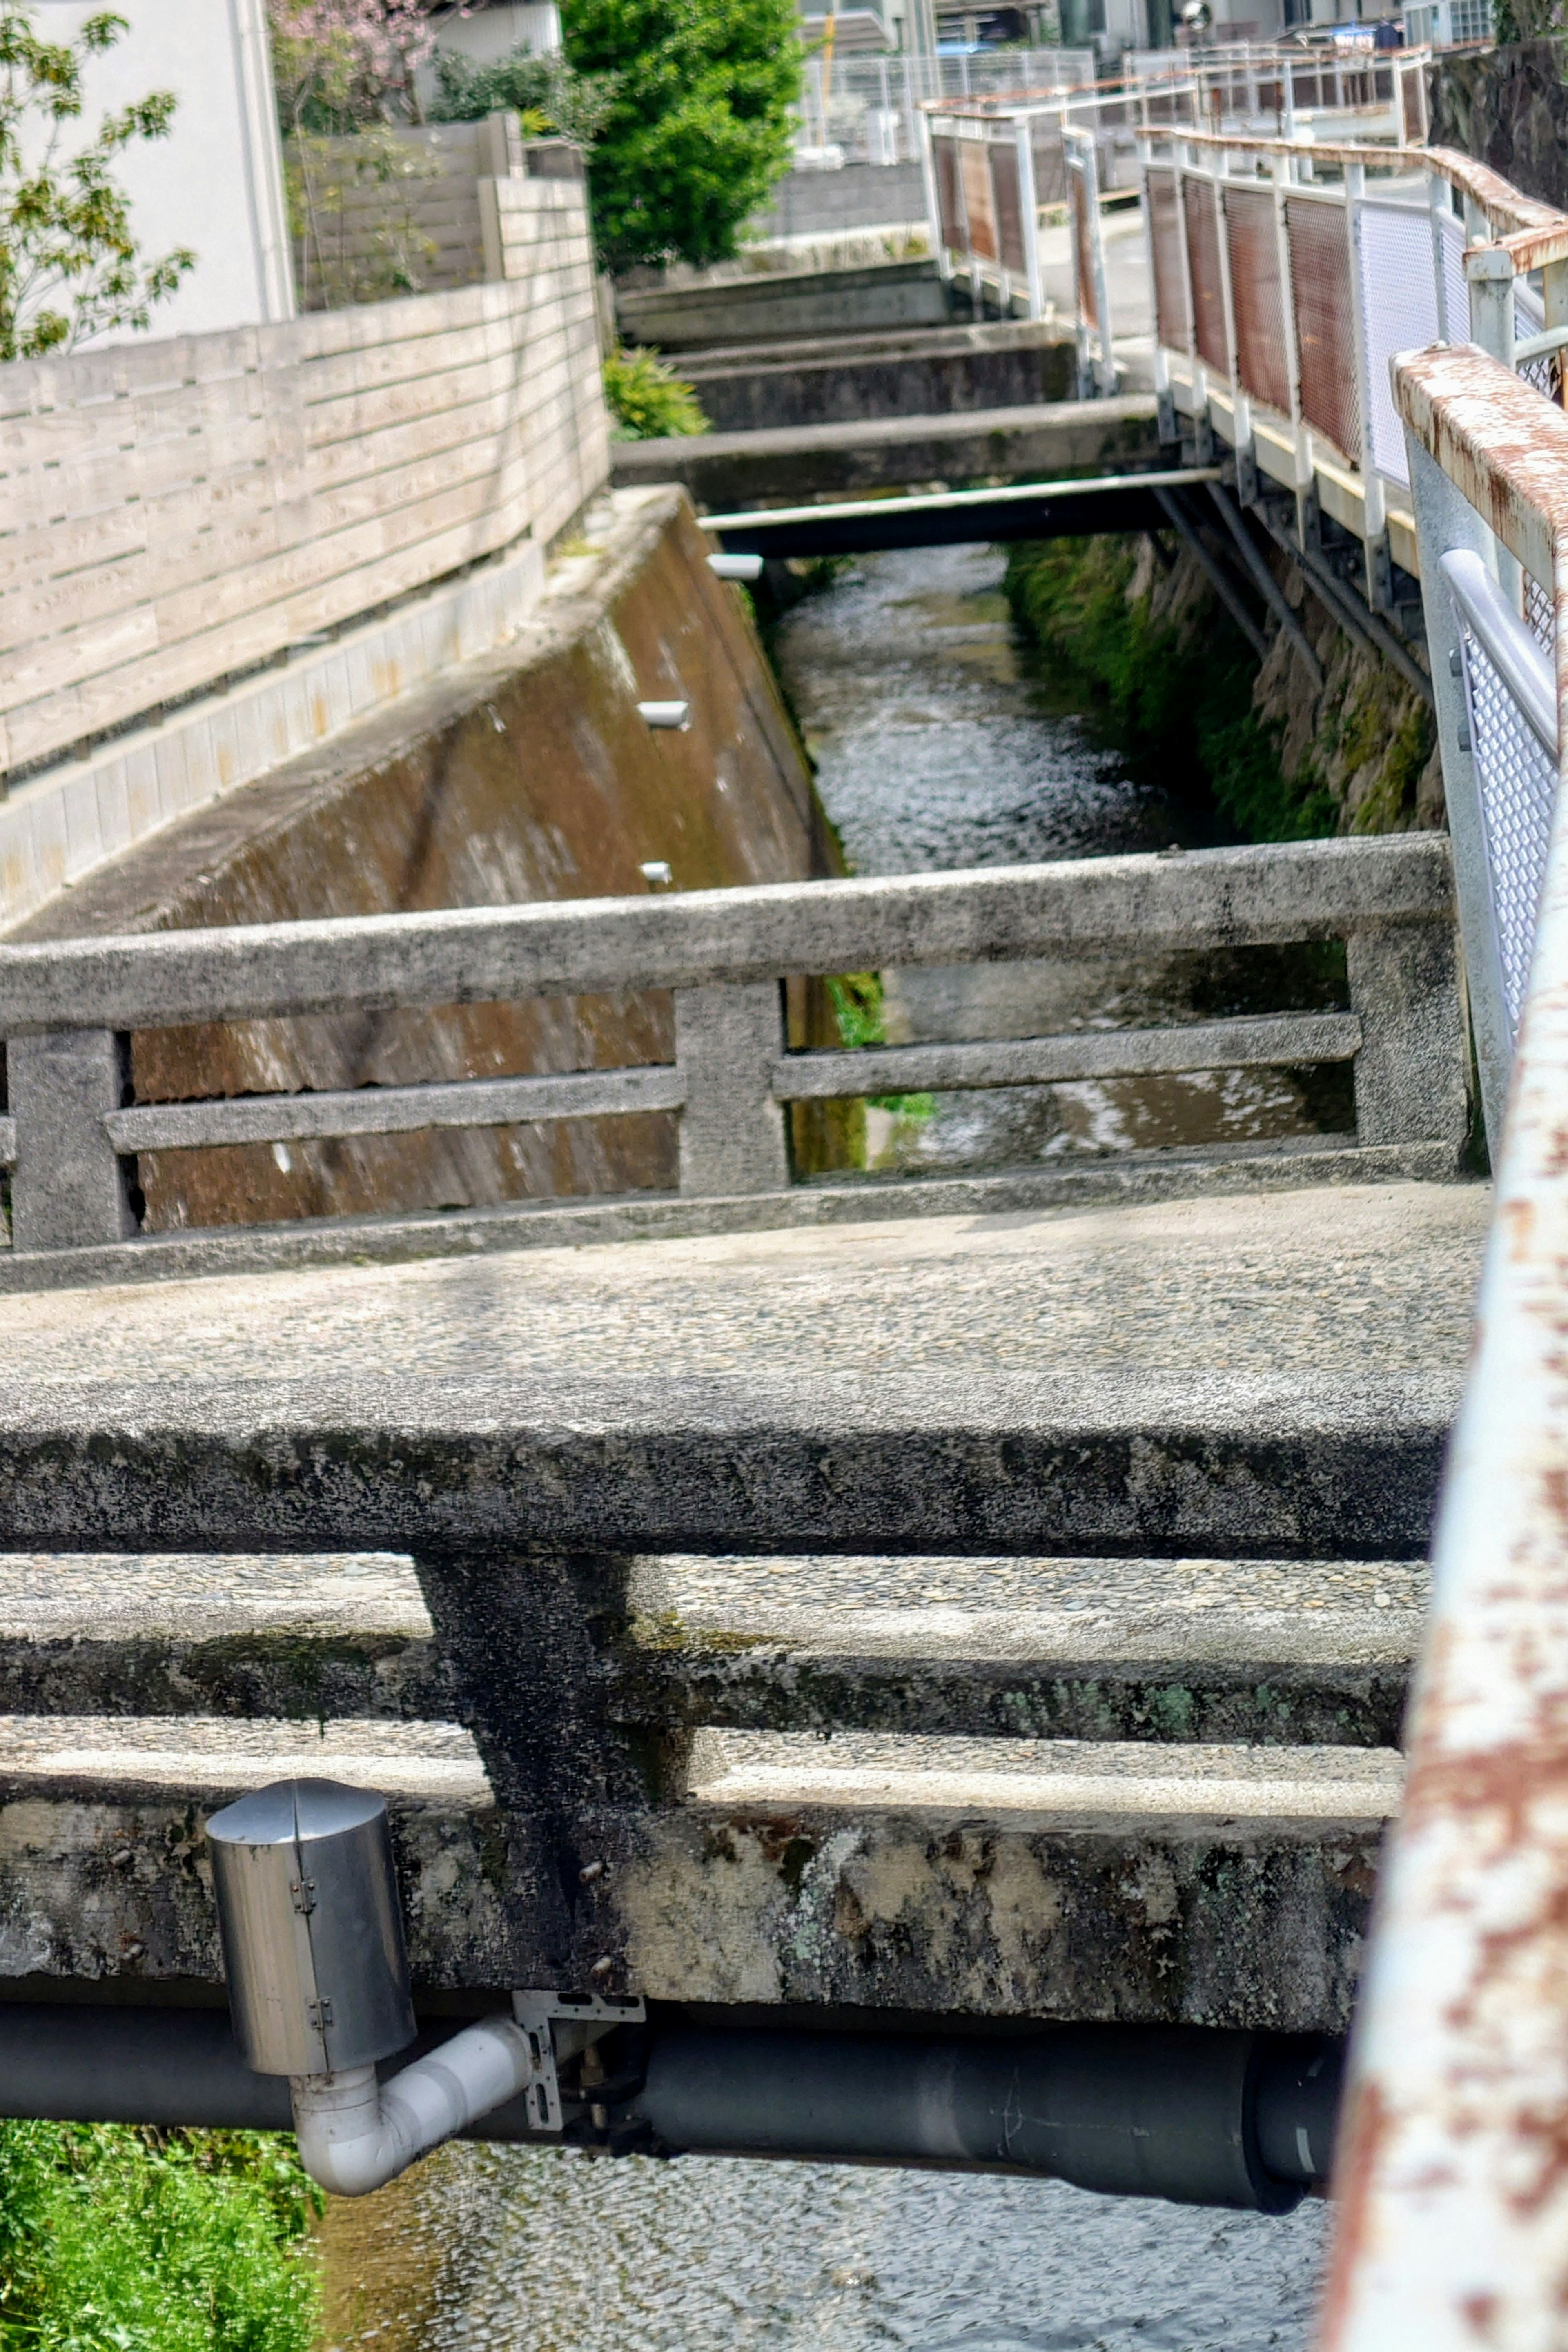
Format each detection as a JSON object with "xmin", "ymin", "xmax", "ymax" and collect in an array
[
  {"xmin": 1356, "ymin": 199, "xmax": 1442, "ymax": 486},
  {"xmin": 1287, "ymin": 194, "xmax": 1361, "ymax": 464},
  {"xmin": 990, "ymin": 141, "xmax": 1026, "ymax": 278},
  {"xmin": 1524, "ymin": 572, "xmax": 1556, "ymax": 650},
  {"xmin": 1224, "ymin": 182, "xmax": 1290, "ymax": 416},
  {"xmin": 1437, "ymin": 202, "xmax": 1468, "ymax": 341},
  {"xmin": 960, "ymin": 139, "xmax": 997, "ymax": 264},
  {"xmin": 1147, "ymin": 165, "xmax": 1191, "ymax": 350},
  {"xmin": 1183, "ymin": 176, "xmax": 1229, "ymax": 375},
  {"xmin": 1464, "ymin": 625, "xmax": 1558, "ymax": 1033}
]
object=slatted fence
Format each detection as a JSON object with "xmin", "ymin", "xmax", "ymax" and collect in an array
[{"xmin": 0, "ymin": 178, "xmax": 606, "ymax": 790}]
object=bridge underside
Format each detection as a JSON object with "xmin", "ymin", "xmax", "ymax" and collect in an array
[
  {"xmin": 714, "ymin": 481, "xmax": 1180, "ymax": 559},
  {"xmin": 0, "ymin": 1176, "xmax": 1483, "ymax": 2029}
]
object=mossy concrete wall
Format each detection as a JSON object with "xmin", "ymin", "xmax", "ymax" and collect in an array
[
  {"xmin": 1428, "ymin": 40, "xmax": 1568, "ymax": 212},
  {"xmin": 1007, "ymin": 530, "xmax": 1438, "ymax": 844},
  {"xmin": 16, "ymin": 488, "xmax": 845, "ymax": 1234}
]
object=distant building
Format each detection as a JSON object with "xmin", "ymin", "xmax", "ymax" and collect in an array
[{"xmin": 25, "ymin": 0, "xmax": 293, "ymax": 339}]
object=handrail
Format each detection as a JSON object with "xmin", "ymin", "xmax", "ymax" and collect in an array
[{"xmin": 1317, "ymin": 337, "xmax": 1568, "ymax": 2347}]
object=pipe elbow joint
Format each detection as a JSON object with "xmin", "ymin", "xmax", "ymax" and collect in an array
[{"xmin": 291, "ymin": 2018, "xmax": 534, "ymax": 2198}]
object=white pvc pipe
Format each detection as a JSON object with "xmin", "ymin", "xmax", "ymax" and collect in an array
[{"xmin": 290, "ymin": 2017, "xmax": 532, "ymax": 2197}]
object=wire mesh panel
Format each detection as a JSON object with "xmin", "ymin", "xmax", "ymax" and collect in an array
[
  {"xmin": 1224, "ymin": 182, "xmax": 1290, "ymax": 415},
  {"xmin": 1437, "ymin": 200, "xmax": 1468, "ymax": 341},
  {"xmin": 1524, "ymin": 572, "xmax": 1556, "ymax": 649},
  {"xmin": 932, "ymin": 135, "xmax": 965, "ymax": 254},
  {"xmin": 1512, "ymin": 274, "xmax": 1563, "ymax": 404},
  {"xmin": 1355, "ymin": 199, "xmax": 1441, "ymax": 485},
  {"xmin": 1463, "ymin": 625, "xmax": 1558, "ymax": 1033},
  {"xmin": 960, "ymin": 139, "xmax": 998, "ymax": 263},
  {"xmin": 1287, "ymin": 194, "xmax": 1361, "ymax": 463},
  {"xmin": 990, "ymin": 140, "xmax": 1026, "ymax": 277},
  {"xmin": 1183, "ymin": 174, "xmax": 1229, "ymax": 374},
  {"xmin": 1030, "ymin": 116, "xmax": 1067, "ymax": 207},
  {"xmin": 1146, "ymin": 165, "xmax": 1192, "ymax": 349}
]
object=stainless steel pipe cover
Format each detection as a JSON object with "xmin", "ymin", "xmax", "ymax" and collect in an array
[{"xmin": 207, "ymin": 1779, "xmax": 416, "ymax": 2078}]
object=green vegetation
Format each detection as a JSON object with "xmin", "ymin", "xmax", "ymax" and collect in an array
[
  {"xmin": 602, "ymin": 344, "xmax": 709, "ymax": 438},
  {"xmin": 428, "ymin": 44, "xmax": 615, "ymax": 148},
  {"xmin": 0, "ymin": 2122, "xmax": 321, "ymax": 2350},
  {"xmin": 825, "ymin": 973, "xmax": 934, "ymax": 1117},
  {"xmin": 0, "ymin": 5, "xmax": 194, "ymax": 361},
  {"xmin": 563, "ymin": 0, "xmax": 800, "ymax": 270},
  {"xmin": 1005, "ymin": 535, "xmax": 1338, "ymax": 840}
]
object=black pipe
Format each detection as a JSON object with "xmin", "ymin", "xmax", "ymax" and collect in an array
[
  {"xmin": 626, "ymin": 2025, "xmax": 1340, "ymax": 2213},
  {"xmin": 0, "ymin": 2005, "xmax": 1342, "ymax": 2212}
]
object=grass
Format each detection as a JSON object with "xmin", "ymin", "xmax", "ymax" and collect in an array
[{"xmin": 0, "ymin": 2124, "xmax": 322, "ymax": 2352}]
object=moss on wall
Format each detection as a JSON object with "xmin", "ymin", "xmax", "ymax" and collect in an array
[
  {"xmin": 1005, "ymin": 531, "xmax": 1440, "ymax": 844},
  {"xmin": 19, "ymin": 490, "xmax": 860, "ymax": 1230}
]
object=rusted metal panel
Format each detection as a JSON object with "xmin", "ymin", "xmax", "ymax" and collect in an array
[
  {"xmin": 1288, "ymin": 195, "xmax": 1361, "ymax": 466},
  {"xmin": 960, "ymin": 139, "xmax": 998, "ymax": 265},
  {"xmin": 990, "ymin": 140, "xmax": 1027, "ymax": 279},
  {"xmin": 1147, "ymin": 165, "xmax": 1192, "ymax": 352},
  {"xmin": 1394, "ymin": 342, "xmax": 1568, "ymax": 596},
  {"xmin": 1183, "ymin": 174, "xmax": 1229, "ymax": 376},
  {"xmin": 1226, "ymin": 182, "xmax": 1292, "ymax": 418}
]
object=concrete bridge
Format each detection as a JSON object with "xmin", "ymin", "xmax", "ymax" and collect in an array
[{"xmin": 1, "ymin": 78, "xmax": 1567, "ymax": 2339}]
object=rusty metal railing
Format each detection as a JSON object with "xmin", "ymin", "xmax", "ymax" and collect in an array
[{"xmin": 1315, "ymin": 343, "xmax": 1568, "ymax": 2350}]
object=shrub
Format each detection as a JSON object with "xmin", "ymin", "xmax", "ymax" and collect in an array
[
  {"xmin": 602, "ymin": 343, "xmax": 709, "ymax": 437},
  {"xmin": 0, "ymin": 2122, "xmax": 321, "ymax": 2351},
  {"xmin": 0, "ymin": 4, "xmax": 195, "ymax": 361},
  {"xmin": 563, "ymin": 0, "xmax": 800, "ymax": 271},
  {"xmin": 428, "ymin": 44, "xmax": 616, "ymax": 147}
]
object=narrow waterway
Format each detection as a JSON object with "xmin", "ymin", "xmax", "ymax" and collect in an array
[
  {"xmin": 772, "ymin": 541, "xmax": 1349, "ymax": 1177},
  {"xmin": 318, "ymin": 541, "xmax": 1335, "ymax": 2351}
]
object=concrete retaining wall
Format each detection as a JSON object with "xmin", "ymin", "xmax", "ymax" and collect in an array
[
  {"xmin": 749, "ymin": 161, "xmax": 929, "ymax": 242},
  {"xmin": 13, "ymin": 491, "xmax": 847, "ymax": 1232},
  {"xmin": 682, "ymin": 320, "xmax": 1078, "ymax": 432},
  {"xmin": 616, "ymin": 259, "xmax": 953, "ymax": 351}
]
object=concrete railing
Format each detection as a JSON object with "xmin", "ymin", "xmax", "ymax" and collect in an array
[
  {"xmin": 0, "ymin": 836, "xmax": 1467, "ymax": 1268},
  {"xmin": 1318, "ymin": 345, "xmax": 1568, "ymax": 2352}
]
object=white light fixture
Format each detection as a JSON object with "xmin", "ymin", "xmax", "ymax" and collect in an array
[{"xmin": 637, "ymin": 700, "xmax": 690, "ymax": 730}]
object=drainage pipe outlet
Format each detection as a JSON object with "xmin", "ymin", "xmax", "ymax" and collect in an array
[{"xmin": 207, "ymin": 1779, "xmax": 532, "ymax": 2198}]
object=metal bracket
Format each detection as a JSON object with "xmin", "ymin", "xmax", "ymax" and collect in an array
[
  {"xmin": 1235, "ymin": 440, "xmax": 1259, "ymax": 509},
  {"xmin": 511, "ymin": 1989, "xmax": 647, "ymax": 2134},
  {"xmin": 1156, "ymin": 384, "xmax": 1177, "ymax": 445}
]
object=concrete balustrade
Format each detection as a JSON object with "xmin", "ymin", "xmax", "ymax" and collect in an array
[{"xmin": 0, "ymin": 832, "xmax": 1468, "ymax": 1281}]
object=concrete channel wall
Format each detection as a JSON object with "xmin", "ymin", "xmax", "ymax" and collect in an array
[{"xmin": 12, "ymin": 489, "xmax": 842, "ymax": 1241}]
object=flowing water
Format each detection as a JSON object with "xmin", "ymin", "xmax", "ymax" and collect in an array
[{"xmin": 318, "ymin": 540, "xmax": 1334, "ymax": 2350}]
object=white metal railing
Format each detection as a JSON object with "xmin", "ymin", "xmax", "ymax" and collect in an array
[
  {"xmin": 796, "ymin": 47, "xmax": 1094, "ymax": 169},
  {"xmin": 1125, "ymin": 134, "xmax": 1568, "ymax": 628},
  {"xmin": 919, "ymin": 48, "xmax": 1430, "ymax": 322},
  {"xmin": 1316, "ymin": 342, "xmax": 1568, "ymax": 2351}
]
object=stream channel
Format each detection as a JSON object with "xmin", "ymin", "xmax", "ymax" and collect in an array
[{"xmin": 317, "ymin": 541, "xmax": 1336, "ymax": 2350}]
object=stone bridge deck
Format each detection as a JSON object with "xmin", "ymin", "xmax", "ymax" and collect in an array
[{"xmin": 0, "ymin": 1174, "xmax": 1484, "ymax": 2029}]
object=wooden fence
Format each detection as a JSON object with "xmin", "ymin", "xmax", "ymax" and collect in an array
[{"xmin": 0, "ymin": 177, "xmax": 607, "ymax": 788}]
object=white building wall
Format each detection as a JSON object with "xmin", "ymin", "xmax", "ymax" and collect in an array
[{"xmin": 27, "ymin": 0, "xmax": 294, "ymax": 340}]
